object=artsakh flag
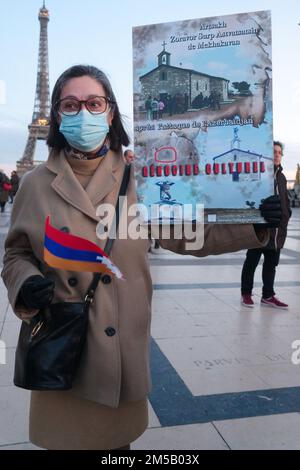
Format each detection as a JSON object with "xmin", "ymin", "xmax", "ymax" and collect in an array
[{"xmin": 44, "ymin": 216, "xmax": 124, "ymax": 279}]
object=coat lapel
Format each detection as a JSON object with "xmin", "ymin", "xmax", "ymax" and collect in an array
[
  {"xmin": 46, "ymin": 149, "xmax": 124, "ymax": 222},
  {"xmin": 85, "ymin": 149, "xmax": 124, "ymax": 207}
]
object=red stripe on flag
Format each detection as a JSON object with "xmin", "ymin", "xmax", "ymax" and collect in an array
[{"xmin": 45, "ymin": 216, "xmax": 108, "ymax": 257}]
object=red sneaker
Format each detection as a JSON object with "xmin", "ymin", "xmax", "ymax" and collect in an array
[
  {"xmin": 261, "ymin": 296, "xmax": 288, "ymax": 309},
  {"xmin": 241, "ymin": 294, "xmax": 254, "ymax": 308}
]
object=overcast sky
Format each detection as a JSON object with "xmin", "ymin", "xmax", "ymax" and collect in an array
[{"xmin": 0, "ymin": 0, "xmax": 299, "ymax": 180}]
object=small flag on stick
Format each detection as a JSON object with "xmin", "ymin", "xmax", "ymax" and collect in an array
[{"xmin": 44, "ymin": 216, "xmax": 124, "ymax": 279}]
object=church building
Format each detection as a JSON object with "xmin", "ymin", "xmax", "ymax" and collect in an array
[
  {"xmin": 212, "ymin": 128, "xmax": 273, "ymax": 182},
  {"xmin": 139, "ymin": 43, "xmax": 229, "ymax": 108}
]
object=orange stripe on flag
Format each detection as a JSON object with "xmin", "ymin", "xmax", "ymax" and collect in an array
[{"xmin": 44, "ymin": 248, "xmax": 112, "ymax": 274}]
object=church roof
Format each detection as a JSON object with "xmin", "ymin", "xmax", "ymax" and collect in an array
[
  {"xmin": 213, "ymin": 148, "xmax": 273, "ymax": 161},
  {"xmin": 140, "ymin": 64, "xmax": 229, "ymax": 82}
]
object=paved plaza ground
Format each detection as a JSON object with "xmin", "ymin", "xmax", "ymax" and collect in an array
[{"xmin": 0, "ymin": 205, "xmax": 299, "ymax": 450}]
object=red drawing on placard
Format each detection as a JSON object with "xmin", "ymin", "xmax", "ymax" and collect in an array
[{"xmin": 154, "ymin": 146, "xmax": 177, "ymax": 163}]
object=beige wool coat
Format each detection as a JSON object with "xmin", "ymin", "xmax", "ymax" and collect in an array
[{"xmin": 1, "ymin": 148, "xmax": 269, "ymax": 448}]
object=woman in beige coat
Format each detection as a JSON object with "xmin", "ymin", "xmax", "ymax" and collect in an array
[{"xmin": 2, "ymin": 65, "xmax": 271, "ymax": 450}]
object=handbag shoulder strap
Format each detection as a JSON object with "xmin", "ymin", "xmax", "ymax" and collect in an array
[{"xmin": 84, "ymin": 163, "xmax": 131, "ymax": 305}]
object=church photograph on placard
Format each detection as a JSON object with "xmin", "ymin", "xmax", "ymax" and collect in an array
[{"xmin": 132, "ymin": 10, "xmax": 274, "ymax": 223}]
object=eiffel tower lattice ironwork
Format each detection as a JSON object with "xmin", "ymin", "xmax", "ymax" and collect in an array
[{"xmin": 17, "ymin": 1, "xmax": 50, "ymax": 176}]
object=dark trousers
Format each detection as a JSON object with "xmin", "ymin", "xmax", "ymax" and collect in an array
[{"xmin": 241, "ymin": 248, "xmax": 281, "ymax": 299}]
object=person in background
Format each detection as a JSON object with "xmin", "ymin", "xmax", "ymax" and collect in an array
[
  {"xmin": 158, "ymin": 99, "xmax": 165, "ymax": 120},
  {"xmin": 145, "ymin": 95, "xmax": 152, "ymax": 120},
  {"xmin": 10, "ymin": 170, "xmax": 20, "ymax": 203},
  {"xmin": 151, "ymin": 97, "xmax": 159, "ymax": 120},
  {"xmin": 148, "ymin": 237, "xmax": 160, "ymax": 254},
  {"xmin": 124, "ymin": 149, "xmax": 135, "ymax": 166},
  {"xmin": 0, "ymin": 170, "xmax": 11, "ymax": 213},
  {"xmin": 241, "ymin": 141, "xmax": 292, "ymax": 309}
]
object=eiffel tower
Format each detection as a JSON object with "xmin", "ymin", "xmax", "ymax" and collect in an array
[{"xmin": 17, "ymin": 1, "xmax": 50, "ymax": 176}]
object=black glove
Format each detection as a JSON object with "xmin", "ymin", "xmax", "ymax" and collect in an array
[
  {"xmin": 19, "ymin": 275, "xmax": 55, "ymax": 309},
  {"xmin": 259, "ymin": 195, "xmax": 282, "ymax": 228}
]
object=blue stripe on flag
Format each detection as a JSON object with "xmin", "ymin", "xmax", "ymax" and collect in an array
[{"xmin": 44, "ymin": 235, "xmax": 104, "ymax": 263}]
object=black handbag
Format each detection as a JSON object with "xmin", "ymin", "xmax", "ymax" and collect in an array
[{"xmin": 13, "ymin": 164, "xmax": 131, "ymax": 391}]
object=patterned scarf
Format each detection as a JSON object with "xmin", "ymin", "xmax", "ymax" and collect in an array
[{"xmin": 64, "ymin": 140, "xmax": 110, "ymax": 161}]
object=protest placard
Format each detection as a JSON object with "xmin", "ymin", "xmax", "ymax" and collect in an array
[{"xmin": 132, "ymin": 10, "xmax": 273, "ymax": 223}]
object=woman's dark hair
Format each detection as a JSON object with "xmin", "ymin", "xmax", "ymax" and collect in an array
[{"xmin": 47, "ymin": 65, "xmax": 130, "ymax": 152}]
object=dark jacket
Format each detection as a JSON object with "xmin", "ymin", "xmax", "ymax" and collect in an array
[
  {"xmin": 266, "ymin": 164, "xmax": 292, "ymax": 250},
  {"xmin": 10, "ymin": 173, "xmax": 19, "ymax": 195}
]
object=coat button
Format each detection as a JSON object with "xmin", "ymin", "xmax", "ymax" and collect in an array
[
  {"xmin": 60, "ymin": 226, "xmax": 70, "ymax": 233},
  {"xmin": 102, "ymin": 274, "xmax": 111, "ymax": 284},
  {"xmin": 68, "ymin": 277, "xmax": 78, "ymax": 287},
  {"xmin": 105, "ymin": 327, "xmax": 116, "ymax": 337}
]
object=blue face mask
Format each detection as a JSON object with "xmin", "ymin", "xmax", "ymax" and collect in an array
[{"xmin": 59, "ymin": 110, "xmax": 109, "ymax": 152}]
